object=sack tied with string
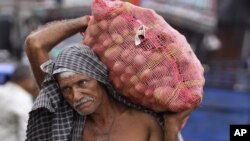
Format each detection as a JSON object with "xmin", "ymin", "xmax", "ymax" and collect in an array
[{"xmin": 82, "ymin": 0, "xmax": 205, "ymax": 112}]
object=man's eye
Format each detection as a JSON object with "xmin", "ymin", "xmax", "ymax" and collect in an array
[
  {"xmin": 78, "ymin": 80, "xmax": 88, "ymax": 87},
  {"xmin": 61, "ymin": 87, "xmax": 71, "ymax": 94}
]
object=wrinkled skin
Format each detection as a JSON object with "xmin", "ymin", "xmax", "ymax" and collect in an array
[{"xmin": 57, "ymin": 73, "xmax": 105, "ymax": 116}]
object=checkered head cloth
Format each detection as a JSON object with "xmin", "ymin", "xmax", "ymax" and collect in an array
[
  {"xmin": 26, "ymin": 43, "xmax": 162, "ymax": 141},
  {"xmin": 52, "ymin": 43, "xmax": 109, "ymax": 84}
]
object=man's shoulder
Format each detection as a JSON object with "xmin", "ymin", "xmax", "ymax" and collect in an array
[
  {"xmin": 120, "ymin": 108, "xmax": 162, "ymax": 133},
  {"xmin": 125, "ymin": 108, "xmax": 158, "ymax": 123}
]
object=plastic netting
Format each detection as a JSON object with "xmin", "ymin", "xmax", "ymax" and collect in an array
[{"xmin": 83, "ymin": 0, "xmax": 205, "ymax": 112}]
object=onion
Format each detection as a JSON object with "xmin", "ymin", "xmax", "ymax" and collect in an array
[
  {"xmin": 120, "ymin": 73, "xmax": 131, "ymax": 83},
  {"xmin": 92, "ymin": 43, "xmax": 105, "ymax": 55},
  {"xmin": 162, "ymin": 76, "xmax": 176, "ymax": 88},
  {"xmin": 109, "ymin": 16, "xmax": 129, "ymax": 34},
  {"xmin": 103, "ymin": 38, "xmax": 113, "ymax": 48},
  {"xmin": 98, "ymin": 20, "xmax": 108, "ymax": 30},
  {"xmin": 111, "ymin": 33, "xmax": 124, "ymax": 44},
  {"xmin": 134, "ymin": 54, "xmax": 147, "ymax": 68},
  {"xmin": 122, "ymin": 29, "xmax": 130, "ymax": 37},
  {"xmin": 103, "ymin": 59, "xmax": 115, "ymax": 69},
  {"xmin": 125, "ymin": 66, "xmax": 135, "ymax": 76},
  {"xmin": 121, "ymin": 49, "xmax": 130, "ymax": 61},
  {"xmin": 148, "ymin": 79, "xmax": 160, "ymax": 88},
  {"xmin": 153, "ymin": 66, "xmax": 168, "ymax": 75},
  {"xmin": 129, "ymin": 75, "xmax": 139, "ymax": 85},
  {"xmin": 98, "ymin": 32, "xmax": 109, "ymax": 42},
  {"xmin": 139, "ymin": 68, "xmax": 152, "ymax": 81},
  {"xmin": 103, "ymin": 46, "xmax": 122, "ymax": 61},
  {"xmin": 120, "ymin": 48, "xmax": 135, "ymax": 64},
  {"xmin": 112, "ymin": 61, "xmax": 125, "ymax": 74},
  {"xmin": 134, "ymin": 83, "xmax": 146, "ymax": 93},
  {"xmin": 145, "ymin": 88, "xmax": 153, "ymax": 97},
  {"xmin": 151, "ymin": 52, "xmax": 163, "ymax": 63},
  {"xmin": 154, "ymin": 86, "xmax": 174, "ymax": 105}
]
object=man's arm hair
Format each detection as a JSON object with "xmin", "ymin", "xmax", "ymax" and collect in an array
[{"xmin": 24, "ymin": 16, "xmax": 89, "ymax": 87}]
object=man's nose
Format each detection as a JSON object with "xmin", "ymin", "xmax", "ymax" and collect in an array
[{"xmin": 72, "ymin": 86, "xmax": 82, "ymax": 100}]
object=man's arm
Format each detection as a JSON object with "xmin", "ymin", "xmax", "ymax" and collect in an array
[
  {"xmin": 24, "ymin": 16, "xmax": 89, "ymax": 87},
  {"xmin": 148, "ymin": 116, "xmax": 164, "ymax": 141},
  {"xmin": 163, "ymin": 108, "xmax": 193, "ymax": 141}
]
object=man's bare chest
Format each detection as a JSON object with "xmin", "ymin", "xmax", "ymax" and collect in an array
[{"xmin": 82, "ymin": 123, "xmax": 148, "ymax": 141}]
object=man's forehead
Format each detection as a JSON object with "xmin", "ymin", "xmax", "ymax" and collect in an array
[
  {"xmin": 57, "ymin": 72, "xmax": 90, "ymax": 79},
  {"xmin": 58, "ymin": 71, "xmax": 77, "ymax": 79}
]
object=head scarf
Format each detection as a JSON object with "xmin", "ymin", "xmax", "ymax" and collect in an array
[
  {"xmin": 51, "ymin": 43, "xmax": 109, "ymax": 84},
  {"xmin": 26, "ymin": 43, "xmax": 162, "ymax": 141}
]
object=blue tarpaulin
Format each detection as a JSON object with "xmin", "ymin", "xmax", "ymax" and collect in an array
[{"xmin": 182, "ymin": 87, "xmax": 250, "ymax": 141}]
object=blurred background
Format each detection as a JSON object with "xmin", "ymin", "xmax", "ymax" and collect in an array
[{"xmin": 0, "ymin": 0, "xmax": 249, "ymax": 141}]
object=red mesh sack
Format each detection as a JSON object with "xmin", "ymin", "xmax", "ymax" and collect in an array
[{"xmin": 83, "ymin": 0, "xmax": 205, "ymax": 112}]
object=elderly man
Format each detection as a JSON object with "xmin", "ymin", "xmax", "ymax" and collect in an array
[{"xmin": 25, "ymin": 16, "xmax": 191, "ymax": 141}]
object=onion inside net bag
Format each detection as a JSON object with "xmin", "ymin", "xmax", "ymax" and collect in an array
[{"xmin": 83, "ymin": 0, "xmax": 205, "ymax": 112}]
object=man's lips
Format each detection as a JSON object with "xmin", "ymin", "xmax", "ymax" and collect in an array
[{"xmin": 73, "ymin": 97, "xmax": 94, "ymax": 109}]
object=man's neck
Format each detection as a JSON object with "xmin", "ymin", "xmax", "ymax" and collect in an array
[{"xmin": 87, "ymin": 96, "xmax": 127, "ymax": 126}]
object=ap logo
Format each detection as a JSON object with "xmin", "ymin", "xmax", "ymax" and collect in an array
[
  {"xmin": 234, "ymin": 129, "xmax": 247, "ymax": 136},
  {"xmin": 230, "ymin": 125, "xmax": 249, "ymax": 141}
]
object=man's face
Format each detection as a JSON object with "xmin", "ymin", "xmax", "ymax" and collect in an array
[{"xmin": 57, "ymin": 73, "xmax": 105, "ymax": 116}]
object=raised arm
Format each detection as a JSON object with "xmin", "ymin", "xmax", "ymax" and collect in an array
[{"xmin": 24, "ymin": 16, "xmax": 90, "ymax": 87}]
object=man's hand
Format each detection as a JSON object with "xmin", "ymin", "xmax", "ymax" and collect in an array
[{"xmin": 163, "ymin": 108, "xmax": 194, "ymax": 141}]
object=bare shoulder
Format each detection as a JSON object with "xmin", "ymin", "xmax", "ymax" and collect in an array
[
  {"xmin": 122, "ymin": 108, "xmax": 164, "ymax": 141},
  {"xmin": 124, "ymin": 108, "xmax": 160, "ymax": 126}
]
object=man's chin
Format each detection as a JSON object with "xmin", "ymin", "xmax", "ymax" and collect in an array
[{"xmin": 75, "ymin": 109, "xmax": 94, "ymax": 116}]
